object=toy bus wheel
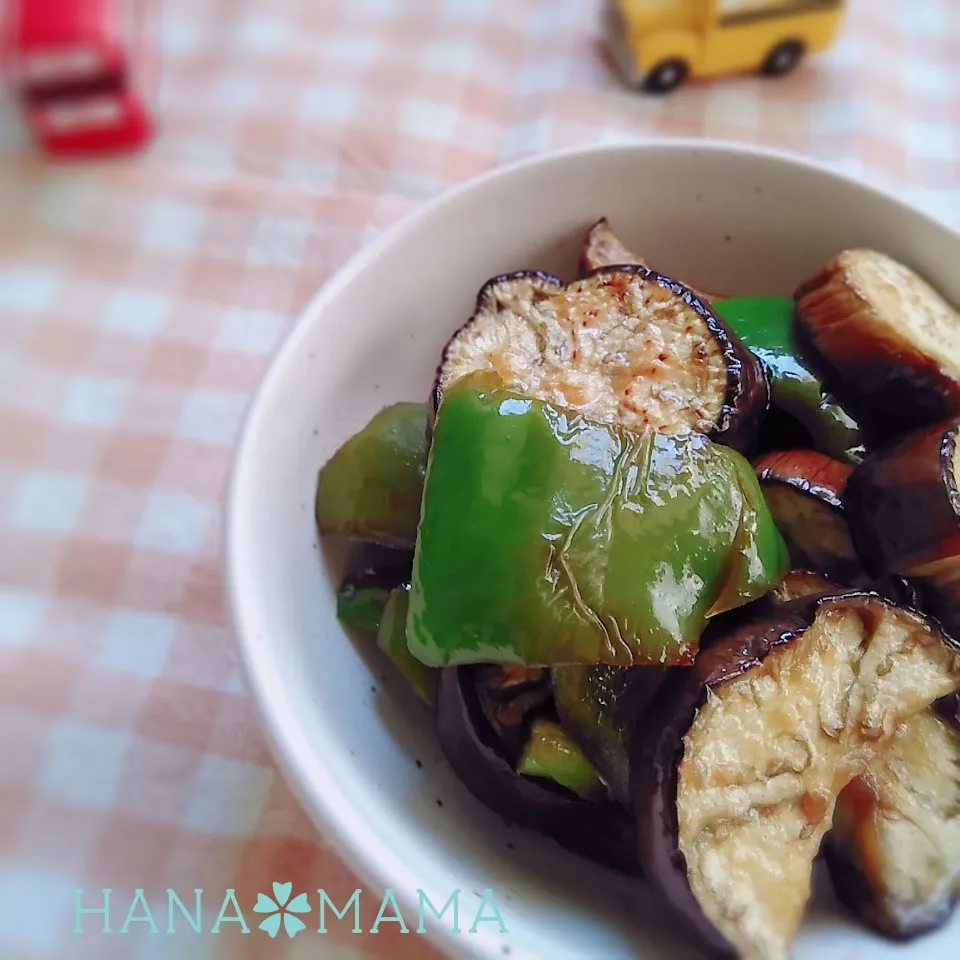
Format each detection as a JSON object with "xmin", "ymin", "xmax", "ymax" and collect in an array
[
  {"xmin": 642, "ymin": 59, "xmax": 689, "ymax": 94},
  {"xmin": 762, "ymin": 40, "xmax": 805, "ymax": 77}
]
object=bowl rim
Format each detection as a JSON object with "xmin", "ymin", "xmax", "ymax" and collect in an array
[{"xmin": 223, "ymin": 137, "xmax": 960, "ymax": 960}]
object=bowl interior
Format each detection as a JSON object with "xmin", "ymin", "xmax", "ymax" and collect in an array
[{"xmin": 228, "ymin": 141, "xmax": 960, "ymax": 960}]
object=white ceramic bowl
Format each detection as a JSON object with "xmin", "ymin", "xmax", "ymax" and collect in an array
[{"xmin": 226, "ymin": 140, "xmax": 960, "ymax": 960}]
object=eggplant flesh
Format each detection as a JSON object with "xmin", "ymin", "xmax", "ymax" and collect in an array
[
  {"xmin": 578, "ymin": 218, "xmax": 720, "ymax": 303},
  {"xmin": 769, "ymin": 568, "xmax": 841, "ymax": 605},
  {"xmin": 755, "ymin": 449, "xmax": 864, "ymax": 584},
  {"xmin": 434, "ymin": 266, "xmax": 768, "ymax": 452},
  {"xmin": 794, "ymin": 249, "xmax": 960, "ymax": 440},
  {"xmin": 826, "ymin": 709, "xmax": 960, "ymax": 941},
  {"xmin": 757, "ymin": 481, "xmax": 864, "ymax": 586},
  {"xmin": 579, "ymin": 217, "xmax": 649, "ymax": 275},
  {"xmin": 435, "ymin": 665, "xmax": 638, "ymax": 874},
  {"xmin": 632, "ymin": 592, "xmax": 960, "ymax": 960}
]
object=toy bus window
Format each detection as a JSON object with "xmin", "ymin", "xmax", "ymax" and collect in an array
[
  {"xmin": 18, "ymin": 46, "xmax": 103, "ymax": 85},
  {"xmin": 719, "ymin": 0, "xmax": 842, "ymax": 27},
  {"xmin": 42, "ymin": 95, "xmax": 123, "ymax": 132}
]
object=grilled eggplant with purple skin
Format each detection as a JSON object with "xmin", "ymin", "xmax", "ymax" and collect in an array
[
  {"xmin": 579, "ymin": 217, "xmax": 650, "ymax": 275},
  {"xmin": 435, "ymin": 665, "xmax": 638, "ymax": 874},
  {"xmin": 845, "ymin": 417, "xmax": 960, "ymax": 637},
  {"xmin": 795, "ymin": 249, "xmax": 960, "ymax": 440},
  {"xmin": 577, "ymin": 218, "xmax": 721, "ymax": 303},
  {"xmin": 935, "ymin": 691, "xmax": 960, "ymax": 729},
  {"xmin": 754, "ymin": 449, "xmax": 865, "ymax": 584},
  {"xmin": 434, "ymin": 266, "xmax": 768, "ymax": 452},
  {"xmin": 632, "ymin": 592, "xmax": 960, "ymax": 960},
  {"xmin": 826, "ymin": 708, "xmax": 960, "ymax": 941},
  {"xmin": 769, "ymin": 568, "xmax": 841, "ymax": 605}
]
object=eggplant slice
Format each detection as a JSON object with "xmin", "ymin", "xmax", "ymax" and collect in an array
[
  {"xmin": 845, "ymin": 417, "xmax": 960, "ymax": 638},
  {"xmin": 435, "ymin": 266, "xmax": 768, "ymax": 452},
  {"xmin": 436, "ymin": 665, "xmax": 638, "ymax": 874},
  {"xmin": 632, "ymin": 592, "xmax": 960, "ymax": 960},
  {"xmin": 769, "ymin": 568, "xmax": 842, "ymax": 605},
  {"xmin": 795, "ymin": 249, "xmax": 960, "ymax": 438},
  {"xmin": 579, "ymin": 217, "xmax": 649, "ymax": 275},
  {"xmin": 826, "ymin": 709, "xmax": 960, "ymax": 941},
  {"xmin": 578, "ymin": 218, "xmax": 720, "ymax": 303},
  {"xmin": 754, "ymin": 449, "xmax": 865, "ymax": 584}
]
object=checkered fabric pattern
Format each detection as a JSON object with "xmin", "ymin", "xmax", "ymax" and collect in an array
[{"xmin": 0, "ymin": 0, "xmax": 958, "ymax": 957}]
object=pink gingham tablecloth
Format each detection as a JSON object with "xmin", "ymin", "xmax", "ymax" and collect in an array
[{"xmin": 1, "ymin": 0, "xmax": 958, "ymax": 957}]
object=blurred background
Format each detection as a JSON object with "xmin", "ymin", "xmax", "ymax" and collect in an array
[{"xmin": 0, "ymin": 1, "xmax": 958, "ymax": 958}]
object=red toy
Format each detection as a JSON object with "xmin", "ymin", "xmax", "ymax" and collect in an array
[{"xmin": 3, "ymin": 0, "xmax": 157, "ymax": 158}]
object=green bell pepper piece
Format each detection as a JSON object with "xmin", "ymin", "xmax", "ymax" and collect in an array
[
  {"xmin": 551, "ymin": 665, "xmax": 663, "ymax": 805},
  {"xmin": 516, "ymin": 718, "xmax": 606, "ymax": 801},
  {"xmin": 377, "ymin": 586, "xmax": 436, "ymax": 706},
  {"xmin": 336, "ymin": 556, "xmax": 413, "ymax": 635},
  {"xmin": 713, "ymin": 297, "xmax": 864, "ymax": 464},
  {"xmin": 408, "ymin": 374, "xmax": 789, "ymax": 668},
  {"xmin": 337, "ymin": 581, "xmax": 391, "ymax": 634},
  {"xmin": 316, "ymin": 402, "xmax": 428, "ymax": 549}
]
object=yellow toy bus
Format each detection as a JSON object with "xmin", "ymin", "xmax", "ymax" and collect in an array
[{"xmin": 606, "ymin": 0, "xmax": 847, "ymax": 93}]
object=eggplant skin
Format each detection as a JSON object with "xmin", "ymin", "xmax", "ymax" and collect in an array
[
  {"xmin": 934, "ymin": 691, "xmax": 960, "ymax": 731},
  {"xmin": 578, "ymin": 217, "xmax": 648, "ymax": 275},
  {"xmin": 434, "ymin": 264, "xmax": 768, "ymax": 454},
  {"xmin": 587, "ymin": 268, "xmax": 767, "ymax": 453},
  {"xmin": 874, "ymin": 574, "xmax": 924, "ymax": 609},
  {"xmin": 794, "ymin": 249, "xmax": 960, "ymax": 441},
  {"xmin": 754, "ymin": 450, "xmax": 865, "ymax": 584},
  {"xmin": 754, "ymin": 449, "xmax": 850, "ymax": 509},
  {"xmin": 754, "ymin": 403, "xmax": 816, "ymax": 456},
  {"xmin": 825, "ymin": 836, "xmax": 957, "ymax": 942},
  {"xmin": 342, "ymin": 545, "xmax": 414, "ymax": 591},
  {"xmin": 825, "ymin": 710, "xmax": 960, "ymax": 941},
  {"xmin": 631, "ymin": 606, "xmax": 808, "ymax": 957},
  {"xmin": 631, "ymin": 591, "xmax": 960, "ymax": 958},
  {"xmin": 844, "ymin": 418, "xmax": 960, "ymax": 636},
  {"xmin": 577, "ymin": 218, "xmax": 721, "ymax": 303},
  {"xmin": 434, "ymin": 666, "xmax": 639, "ymax": 875},
  {"xmin": 769, "ymin": 568, "xmax": 842, "ymax": 605}
]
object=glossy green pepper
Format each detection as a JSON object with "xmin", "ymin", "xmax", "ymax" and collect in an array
[
  {"xmin": 407, "ymin": 374, "xmax": 789, "ymax": 668},
  {"xmin": 517, "ymin": 719, "xmax": 606, "ymax": 801},
  {"xmin": 377, "ymin": 586, "xmax": 436, "ymax": 706},
  {"xmin": 552, "ymin": 665, "xmax": 666, "ymax": 805},
  {"xmin": 316, "ymin": 402, "xmax": 428, "ymax": 549},
  {"xmin": 336, "ymin": 555, "xmax": 413, "ymax": 636},
  {"xmin": 713, "ymin": 297, "xmax": 864, "ymax": 464},
  {"xmin": 337, "ymin": 581, "xmax": 390, "ymax": 634}
]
